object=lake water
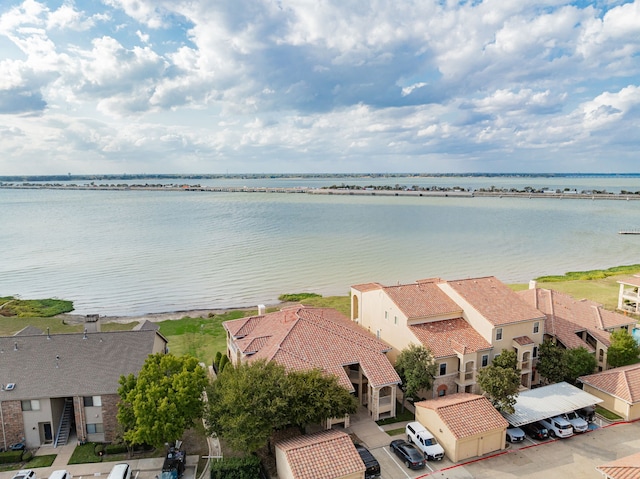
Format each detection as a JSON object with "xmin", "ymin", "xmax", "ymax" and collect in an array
[{"xmin": 2, "ymin": 175, "xmax": 640, "ymax": 316}]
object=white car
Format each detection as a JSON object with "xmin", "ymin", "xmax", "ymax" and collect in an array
[
  {"xmin": 506, "ymin": 424, "xmax": 526, "ymax": 443},
  {"xmin": 539, "ymin": 416, "xmax": 574, "ymax": 438},
  {"xmin": 562, "ymin": 411, "xmax": 589, "ymax": 433},
  {"xmin": 12, "ymin": 471, "xmax": 36, "ymax": 479},
  {"xmin": 406, "ymin": 421, "xmax": 445, "ymax": 460}
]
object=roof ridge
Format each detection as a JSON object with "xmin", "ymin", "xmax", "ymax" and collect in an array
[
  {"xmin": 623, "ymin": 369, "xmax": 634, "ymax": 402},
  {"xmin": 592, "ymin": 305, "xmax": 605, "ymax": 330}
]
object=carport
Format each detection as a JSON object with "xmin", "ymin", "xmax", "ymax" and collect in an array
[{"xmin": 501, "ymin": 382, "xmax": 602, "ymax": 427}]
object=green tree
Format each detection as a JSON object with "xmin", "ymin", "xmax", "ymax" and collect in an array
[
  {"xmin": 564, "ymin": 347, "xmax": 597, "ymax": 384},
  {"xmin": 117, "ymin": 353, "xmax": 207, "ymax": 448},
  {"xmin": 536, "ymin": 340, "xmax": 566, "ymax": 384},
  {"xmin": 205, "ymin": 360, "xmax": 357, "ymax": 453},
  {"xmin": 607, "ymin": 329, "xmax": 640, "ymax": 368},
  {"xmin": 477, "ymin": 350, "xmax": 520, "ymax": 414},
  {"xmin": 394, "ymin": 344, "xmax": 437, "ymax": 401}
]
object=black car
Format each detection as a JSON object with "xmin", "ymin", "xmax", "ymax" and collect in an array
[
  {"xmin": 389, "ymin": 440, "xmax": 426, "ymax": 470},
  {"xmin": 355, "ymin": 444, "xmax": 381, "ymax": 479},
  {"xmin": 522, "ymin": 421, "xmax": 549, "ymax": 440}
]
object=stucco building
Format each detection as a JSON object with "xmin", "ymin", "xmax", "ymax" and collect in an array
[
  {"xmin": 224, "ymin": 305, "xmax": 401, "ymax": 421},
  {"xmin": 580, "ymin": 364, "xmax": 640, "ymax": 421},
  {"xmin": 351, "ymin": 276, "xmax": 545, "ymax": 396}
]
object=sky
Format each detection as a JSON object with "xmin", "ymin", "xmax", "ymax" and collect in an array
[{"xmin": 0, "ymin": 0, "xmax": 639, "ymax": 175}]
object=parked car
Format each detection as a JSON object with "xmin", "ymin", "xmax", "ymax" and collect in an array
[
  {"xmin": 11, "ymin": 471, "xmax": 36, "ymax": 479},
  {"xmin": 522, "ymin": 421, "xmax": 549, "ymax": 440},
  {"xmin": 355, "ymin": 444, "xmax": 381, "ymax": 479},
  {"xmin": 389, "ymin": 440, "xmax": 426, "ymax": 470},
  {"xmin": 561, "ymin": 411, "xmax": 589, "ymax": 433},
  {"xmin": 576, "ymin": 405, "xmax": 596, "ymax": 423},
  {"xmin": 48, "ymin": 471, "xmax": 71, "ymax": 479},
  {"xmin": 539, "ymin": 416, "xmax": 574, "ymax": 438},
  {"xmin": 406, "ymin": 421, "xmax": 445, "ymax": 460},
  {"xmin": 506, "ymin": 424, "xmax": 526, "ymax": 443}
]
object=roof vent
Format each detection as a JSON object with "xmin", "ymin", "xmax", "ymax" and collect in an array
[
  {"xmin": 4, "ymin": 383, "xmax": 15, "ymax": 391},
  {"xmin": 83, "ymin": 329, "xmax": 88, "ymax": 340},
  {"xmin": 14, "ymin": 342, "xmax": 18, "ymax": 351}
]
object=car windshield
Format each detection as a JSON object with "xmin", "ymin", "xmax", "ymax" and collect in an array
[
  {"xmin": 565, "ymin": 412, "xmax": 578, "ymax": 420},
  {"xmin": 424, "ymin": 438, "xmax": 438, "ymax": 446},
  {"xmin": 559, "ymin": 424, "xmax": 571, "ymax": 430}
]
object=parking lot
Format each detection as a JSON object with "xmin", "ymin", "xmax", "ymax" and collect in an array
[{"xmin": 369, "ymin": 420, "xmax": 640, "ymax": 479}]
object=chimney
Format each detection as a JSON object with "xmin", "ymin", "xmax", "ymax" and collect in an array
[
  {"xmin": 258, "ymin": 304, "xmax": 266, "ymax": 315},
  {"xmin": 529, "ymin": 280, "xmax": 537, "ymax": 290}
]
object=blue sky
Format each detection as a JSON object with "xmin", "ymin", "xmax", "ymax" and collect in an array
[{"xmin": 0, "ymin": 0, "xmax": 639, "ymax": 175}]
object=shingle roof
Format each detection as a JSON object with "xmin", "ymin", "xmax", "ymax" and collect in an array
[
  {"xmin": 383, "ymin": 282, "xmax": 462, "ymax": 319},
  {"xmin": 580, "ymin": 363, "xmax": 640, "ymax": 405},
  {"xmin": 0, "ymin": 330, "xmax": 166, "ymax": 401},
  {"xmin": 518, "ymin": 288, "xmax": 635, "ymax": 350},
  {"xmin": 224, "ymin": 306, "xmax": 401, "ymax": 389},
  {"xmin": 409, "ymin": 318, "xmax": 492, "ymax": 358},
  {"xmin": 276, "ymin": 430, "xmax": 365, "ymax": 479},
  {"xmin": 415, "ymin": 393, "xmax": 508, "ymax": 439},
  {"xmin": 445, "ymin": 276, "xmax": 544, "ymax": 326},
  {"xmin": 596, "ymin": 451, "xmax": 640, "ymax": 479}
]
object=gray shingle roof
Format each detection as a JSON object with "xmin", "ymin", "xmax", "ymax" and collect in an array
[{"xmin": 0, "ymin": 330, "xmax": 166, "ymax": 400}]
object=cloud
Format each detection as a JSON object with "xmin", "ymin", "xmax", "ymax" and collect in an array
[{"xmin": 0, "ymin": 0, "xmax": 639, "ymax": 174}]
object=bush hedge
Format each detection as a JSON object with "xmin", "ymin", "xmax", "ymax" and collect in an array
[
  {"xmin": 0, "ymin": 450, "xmax": 23, "ymax": 464},
  {"xmin": 210, "ymin": 456, "xmax": 261, "ymax": 479}
]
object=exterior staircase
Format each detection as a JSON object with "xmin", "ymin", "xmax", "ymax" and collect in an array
[{"xmin": 54, "ymin": 399, "xmax": 73, "ymax": 447}]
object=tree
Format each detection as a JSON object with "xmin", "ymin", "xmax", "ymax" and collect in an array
[
  {"xmin": 117, "ymin": 353, "xmax": 207, "ymax": 448},
  {"xmin": 607, "ymin": 329, "xmax": 640, "ymax": 368},
  {"xmin": 394, "ymin": 344, "xmax": 437, "ymax": 401},
  {"xmin": 535, "ymin": 340, "xmax": 566, "ymax": 384},
  {"xmin": 563, "ymin": 347, "xmax": 597, "ymax": 385},
  {"xmin": 205, "ymin": 360, "xmax": 357, "ymax": 453},
  {"xmin": 477, "ymin": 350, "xmax": 520, "ymax": 414}
]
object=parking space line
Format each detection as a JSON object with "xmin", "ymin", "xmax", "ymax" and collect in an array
[{"xmin": 382, "ymin": 446, "xmax": 412, "ymax": 479}]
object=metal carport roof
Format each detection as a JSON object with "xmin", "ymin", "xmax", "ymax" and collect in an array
[{"xmin": 501, "ymin": 382, "xmax": 602, "ymax": 427}]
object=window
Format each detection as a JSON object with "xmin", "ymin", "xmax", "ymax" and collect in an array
[
  {"xmin": 495, "ymin": 328, "xmax": 503, "ymax": 341},
  {"xmin": 533, "ymin": 346, "xmax": 538, "ymax": 358},
  {"xmin": 437, "ymin": 385, "xmax": 447, "ymax": 397},
  {"xmin": 439, "ymin": 363, "xmax": 447, "ymax": 376},
  {"xmin": 84, "ymin": 396, "xmax": 102, "ymax": 407},
  {"xmin": 394, "ymin": 316, "xmax": 398, "ymax": 325},
  {"xmin": 385, "ymin": 311, "xmax": 388, "ymax": 320},
  {"xmin": 533, "ymin": 322, "xmax": 539, "ymax": 334},
  {"xmin": 481, "ymin": 354, "xmax": 489, "ymax": 367},
  {"xmin": 86, "ymin": 423, "xmax": 104, "ymax": 434},
  {"xmin": 21, "ymin": 399, "xmax": 40, "ymax": 411}
]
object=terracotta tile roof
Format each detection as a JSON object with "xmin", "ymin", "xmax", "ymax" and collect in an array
[
  {"xmin": 617, "ymin": 275, "xmax": 640, "ymax": 288},
  {"xmin": 597, "ymin": 451, "xmax": 640, "ymax": 479},
  {"xmin": 445, "ymin": 276, "xmax": 544, "ymax": 326},
  {"xmin": 513, "ymin": 335, "xmax": 534, "ymax": 346},
  {"xmin": 409, "ymin": 318, "xmax": 492, "ymax": 358},
  {"xmin": 518, "ymin": 288, "xmax": 635, "ymax": 349},
  {"xmin": 276, "ymin": 430, "xmax": 365, "ymax": 479},
  {"xmin": 224, "ymin": 306, "xmax": 400, "ymax": 389},
  {"xmin": 415, "ymin": 393, "xmax": 508, "ymax": 439},
  {"xmin": 580, "ymin": 363, "xmax": 640, "ymax": 404},
  {"xmin": 383, "ymin": 282, "xmax": 462, "ymax": 319},
  {"xmin": 351, "ymin": 282, "xmax": 383, "ymax": 292}
]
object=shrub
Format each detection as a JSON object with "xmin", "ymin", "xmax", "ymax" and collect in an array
[
  {"xmin": 218, "ymin": 354, "xmax": 230, "ymax": 372},
  {"xmin": 278, "ymin": 293, "xmax": 321, "ymax": 302},
  {"xmin": 105, "ymin": 444, "xmax": 128, "ymax": 454},
  {"xmin": 21, "ymin": 451, "xmax": 33, "ymax": 462},
  {"xmin": 214, "ymin": 351, "xmax": 222, "ymax": 370},
  {"xmin": 0, "ymin": 450, "xmax": 23, "ymax": 464},
  {"xmin": 210, "ymin": 456, "xmax": 261, "ymax": 479},
  {"xmin": 94, "ymin": 444, "xmax": 105, "ymax": 457}
]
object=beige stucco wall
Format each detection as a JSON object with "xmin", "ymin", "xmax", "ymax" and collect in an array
[
  {"xmin": 582, "ymin": 385, "xmax": 637, "ymax": 421},
  {"xmin": 22, "ymin": 398, "xmax": 53, "ymax": 448},
  {"xmin": 415, "ymin": 404, "xmax": 506, "ymax": 463}
]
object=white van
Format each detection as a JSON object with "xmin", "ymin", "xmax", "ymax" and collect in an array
[
  {"xmin": 539, "ymin": 416, "xmax": 574, "ymax": 438},
  {"xmin": 406, "ymin": 421, "xmax": 445, "ymax": 460},
  {"xmin": 107, "ymin": 464, "xmax": 131, "ymax": 479},
  {"xmin": 48, "ymin": 471, "xmax": 71, "ymax": 479}
]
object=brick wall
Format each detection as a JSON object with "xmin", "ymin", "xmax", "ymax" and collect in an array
[
  {"xmin": 1, "ymin": 400, "xmax": 25, "ymax": 446},
  {"xmin": 101, "ymin": 394, "xmax": 120, "ymax": 443},
  {"xmin": 73, "ymin": 396, "xmax": 87, "ymax": 443}
]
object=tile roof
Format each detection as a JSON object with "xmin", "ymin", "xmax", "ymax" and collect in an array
[
  {"xmin": 224, "ymin": 306, "xmax": 400, "ymax": 389},
  {"xmin": 383, "ymin": 282, "xmax": 462, "ymax": 319},
  {"xmin": 513, "ymin": 335, "xmax": 534, "ymax": 346},
  {"xmin": 597, "ymin": 451, "xmax": 640, "ymax": 479},
  {"xmin": 579, "ymin": 363, "xmax": 640, "ymax": 405},
  {"xmin": 276, "ymin": 430, "xmax": 365, "ymax": 479},
  {"xmin": 409, "ymin": 318, "xmax": 492, "ymax": 358},
  {"xmin": 0, "ymin": 330, "xmax": 166, "ymax": 401},
  {"xmin": 518, "ymin": 288, "xmax": 635, "ymax": 350},
  {"xmin": 415, "ymin": 393, "xmax": 508, "ymax": 439},
  {"xmin": 445, "ymin": 276, "xmax": 545, "ymax": 326},
  {"xmin": 351, "ymin": 282, "xmax": 383, "ymax": 292}
]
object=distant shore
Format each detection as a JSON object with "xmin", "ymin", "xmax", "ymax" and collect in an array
[{"xmin": 2, "ymin": 183, "xmax": 639, "ymax": 200}]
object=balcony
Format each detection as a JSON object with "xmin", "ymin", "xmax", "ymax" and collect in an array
[
  {"xmin": 379, "ymin": 395, "xmax": 393, "ymax": 413},
  {"xmin": 519, "ymin": 361, "xmax": 530, "ymax": 372},
  {"xmin": 455, "ymin": 370, "xmax": 475, "ymax": 387}
]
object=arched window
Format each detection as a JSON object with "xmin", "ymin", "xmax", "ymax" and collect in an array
[{"xmin": 437, "ymin": 385, "xmax": 447, "ymax": 397}]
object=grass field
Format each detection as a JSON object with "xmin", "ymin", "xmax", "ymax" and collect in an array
[{"xmin": 2, "ymin": 265, "xmax": 638, "ymax": 363}]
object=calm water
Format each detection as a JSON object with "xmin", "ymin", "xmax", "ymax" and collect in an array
[{"xmin": 2, "ymin": 176, "xmax": 640, "ymax": 316}]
